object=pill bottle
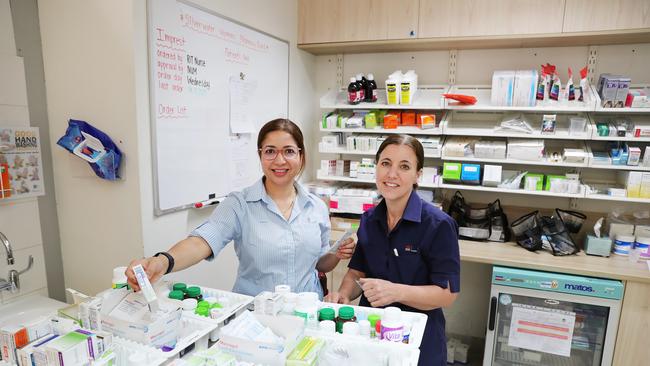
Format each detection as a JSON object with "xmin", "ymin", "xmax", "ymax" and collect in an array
[
  {"xmin": 172, "ymin": 282, "xmax": 187, "ymax": 294},
  {"xmin": 186, "ymin": 286, "xmax": 203, "ymax": 301},
  {"xmin": 294, "ymin": 296, "xmax": 318, "ymax": 328},
  {"xmin": 366, "ymin": 74, "xmax": 378, "ymax": 102},
  {"xmin": 195, "ymin": 306, "xmax": 210, "ymax": 317},
  {"xmin": 168, "ymin": 290, "xmax": 184, "ymax": 301},
  {"xmin": 367, "ymin": 314, "xmax": 381, "ymax": 338},
  {"xmin": 319, "ymin": 320, "xmax": 336, "ymax": 334},
  {"xmin": 381, "ymin": 307, "xmax": 404, "ymax": 342},
  {"xmin": 318, "ymin": 307, "xmax": 336, "ymax": 322},
  {"xmin": 335, "ymin": 306, "xmax": 356, "ymax": 333},
  {"xmin": 281, "ymin": 292, "xmax": 298, "ymax": 315},
  {"xmin": 182, "ymin": 298, "xmax": 197, "ymax": 311},
  {"xmin": 342, "ymin": 321, "xmax": 360, "ymax": 336},
  {"xmin": 358, "ymin": 319, "xmax": 371, "ymax": 338},
  {"xmin": 348, "ymin": 77, "xmax": 360, "ymax": 105}
]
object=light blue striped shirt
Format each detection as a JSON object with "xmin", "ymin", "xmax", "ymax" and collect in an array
[{"xmin": 191, "ymin": 178, "xmax": 331, "ymax": 297}]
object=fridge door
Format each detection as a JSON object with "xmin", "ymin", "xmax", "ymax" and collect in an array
[{"xmin": 484, "ymin": 285, "xmax": 621, "ymax": 366}]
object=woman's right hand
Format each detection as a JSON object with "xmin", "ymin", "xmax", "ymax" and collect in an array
[
  {"xmin": 323, "ymin": 291, "xmax": 350, "ymax": 304},
  {"xmin": 125, "ymin": 256, "xmax": 167, "ymax": 291}
]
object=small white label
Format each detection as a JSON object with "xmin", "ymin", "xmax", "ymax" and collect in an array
[
  {"xmin": 446, "ymin": 165, "xmax": 458, "ymax": 171},
  {"xmin": 464, "ymin": 166, "xmax": 477, "ymax": 172}
]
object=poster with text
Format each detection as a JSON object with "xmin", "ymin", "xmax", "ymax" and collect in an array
[
  {"xmin": 0, "ymin": 127, "xmax": 45, "ymax": 200},
  {"xmin": 508, "ymin": 303, "xmax": 576, "ymax": 357}
]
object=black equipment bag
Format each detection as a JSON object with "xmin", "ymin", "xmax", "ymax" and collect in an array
[{"xmin": 447, "ymin": 191, "xmax": 509, "ymax": 242}]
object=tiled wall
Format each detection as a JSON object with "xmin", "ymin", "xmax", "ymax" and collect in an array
[{"xmin": 0, "ymin": 0, "xmax": 48, "ymax": 305}]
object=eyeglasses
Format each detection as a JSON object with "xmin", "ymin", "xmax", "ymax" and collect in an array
[{"xmin": 259, "ymin": 146, "xmax": 301, "ymax": 160}]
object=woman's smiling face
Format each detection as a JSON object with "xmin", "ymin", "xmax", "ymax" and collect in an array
[{"xmin": 375, "ymin": 144, "xmax": 421, "ymax": 201}]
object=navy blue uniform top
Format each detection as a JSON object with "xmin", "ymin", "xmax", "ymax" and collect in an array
[{"xmin": 348, "ymin": 191, "xmax": 460, "ymax": 366}]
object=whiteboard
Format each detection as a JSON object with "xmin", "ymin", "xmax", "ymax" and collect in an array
[{"xmin": 148, "ymin": 0, "xmax": 289, "ymax": 215}]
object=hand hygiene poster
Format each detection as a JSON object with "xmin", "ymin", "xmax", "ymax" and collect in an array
[
  {"xmin": 508, "ymin": 303, "xmax": 576, "ymax": 357},
  {"xmin": 150, "ymin": 0, "xmax": 287, "ymax": 212},
  {"xmin": 0, "ymin": 127, "xmax": 45, "ymax": 200}
]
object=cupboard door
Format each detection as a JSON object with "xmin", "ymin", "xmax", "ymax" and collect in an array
[
  {"xmin": 563, "ymin": 0, "xmax": 650, "ymax": 32},
  {"xmin": 298, "ymin": 0, "xmax": 418, "ymax": 44},
  {"xmin": 419, "ymin": 0, "xmax": 565, "ymax": 38}
]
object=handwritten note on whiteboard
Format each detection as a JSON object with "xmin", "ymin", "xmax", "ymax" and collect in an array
[{"xmin": 508, "ymin": 303, "xmax": 576, "ymax": 357}]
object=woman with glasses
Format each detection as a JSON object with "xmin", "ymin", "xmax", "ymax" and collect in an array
[
  {"xmin": 324, "ymin": 135, "xmax": 460, "ymax": 366},
  {"xmin": 126, "ymin": 119, "xmax": 355, "ymax": 297}
]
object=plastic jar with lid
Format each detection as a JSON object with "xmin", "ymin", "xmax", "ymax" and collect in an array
[
  {"xmin": 380, "ymin": 307, "xmax": 404, "ymax": 342},
  {"xmin": 367, "ymin": 314, "xmax": 381, "ymax": 338},
  {"xmin": 197, "ymin": 300, "xmax": 210, "ymax": 309},
  {"xmin": 614, "ymin": 235, "xmax": 635, "ymax": 256},
  {"xmin": 186, "ymin": 286, "xmax": 203, "ymax": 301},
  {"xmin": 318, "ymin": 307, "xmax": 335, "ymax": 322},
  {"xmin": 168, "ymin": 290, "xmax": 185, "ymax": 301},
  {"xmin": 274, "ymin": 284, "xmax": 291, "ymax": 294},
  {"xmin": 294, "ymin": 296, "xmax": 318, "ymax": 328},
  {"xmin": 335, "ymin": 306, "xmax": 356, "ymax": 333},
  {"xmin": 635, "ymin": 236, "xmax": 650, "ymax": 260}
]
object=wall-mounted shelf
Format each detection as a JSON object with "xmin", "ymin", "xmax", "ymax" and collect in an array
[
  {"xmin": 438, "ymin": 183, "xmax": 586, "ymax": 199},
  {"xmin": 320, "ymin": 85, "xmax": 448, "ymax": 110},
  {"xmin": 441, "ymin": 155, "xmax": 588, "ymax": 169},
  {"xmin": 320, "ymin": 147, "xmax": 441, "ymax": 158},
  {"xmin": 441, "ymin": 111, "xmax": 593, "ymax": 140},
  {"xmin": 320, "ymin": 125, "xmax": 442, "ymax": 135},
  {"xmin": 582, "ymin": 193, "xmax": 650, "ymax": 204},
  {"xmin": 592, "ymin": 84, "xmax": 650, "ymax": 113},
  {"xmin": 444, "ymin": 85, "xmax": 597, "ymax": 112}
]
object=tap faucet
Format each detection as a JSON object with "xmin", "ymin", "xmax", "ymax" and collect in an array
[
  {"xmin": 0, "ymin": 231, "xmax": 13, "ymax": 265},
  {"xmin": 0, "ymin": 255, "xmax": 33, "ymax": 294}
]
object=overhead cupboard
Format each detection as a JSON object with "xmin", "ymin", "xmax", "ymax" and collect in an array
[{"xmin": 316, "ymin": 83, "xmax": 650, "ymax": 209}]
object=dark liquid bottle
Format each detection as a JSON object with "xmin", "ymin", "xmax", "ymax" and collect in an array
[
  {"xmin": 347, "ymin": 77, "xmax": 360, "ymax": 105},
  {"xmin": 356, "ymin": 74, "xmax": 365, "ymax": 102},
  {"xmin": 366, "ymin": 73, "xmax": 378, "ymax": 102}
]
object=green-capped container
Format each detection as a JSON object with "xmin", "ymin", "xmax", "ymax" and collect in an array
[
  {"xmin": 168, "ymin": 290, "xmax": 184, "ymax": 300},
  {"xmin": 318, "ymin": 307, "xmax": 335, "ymax": 321},
  {"xmin": 335, "ymin": 306, "xmax": 356, "ymax": 333},
  {"xmin": 367, "ymin": 314, "xmax": 381, "ymax": 338},
  {"xmin": 195, "ymin": 306, "xmax": 209, "ymax": 317},
  {"xmin": 186, "ymin": 286, "xmax": 202, "ymax": 301},
  {"xmin": 173, "ymin": 283, "xmax": 188, "ymax": 293},
  {"xmin": 197, "ymin": 300, "xmax": 210, "ymax": 308},
  {"xmin": 211, "ymin": 302, "xmax": 223, "ymax": 309}
]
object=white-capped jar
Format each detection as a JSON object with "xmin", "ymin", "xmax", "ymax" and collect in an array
[
  {"xmin": 342, "ymin": 321, "xmax": 360, "ymax": 336},
  {"xmin": 614, "ymin": 235, "xmax": 635, "ymax": 256},
  {"xmin": 635, "ymin": 236, "xmax": 650, "ymax": 259},
  {"xmin": 358, "ymin": 319, "xmax": 371, "ymax": 338},
  {"xmin": 319, "ymin": 320, "xmax": 336, "ymax": 334},
  {"xmin": 294, "ymin": 295, "xmax": 318, "ymax": 328},
  {"xmin": 380, "ymin": 307, "xmax": 404, "ymax": 342}
]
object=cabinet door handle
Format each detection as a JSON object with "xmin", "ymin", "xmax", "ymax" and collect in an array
[{"xmin": 488, "ymin": 296, "xmax": 497, "ymax": 331}]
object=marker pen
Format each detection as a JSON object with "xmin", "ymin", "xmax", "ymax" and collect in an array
[{"xmin": 194, "ymin": 197, "xmax": 222, "ymax": 208}]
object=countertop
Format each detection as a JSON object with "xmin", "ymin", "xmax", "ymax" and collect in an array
[{"xmin": 459, "ymin": 239, "xmax": 650, "ymax": 283}]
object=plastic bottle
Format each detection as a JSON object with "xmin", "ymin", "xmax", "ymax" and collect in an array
[
  {"xmin": 318, "ymin": 307, "xmax": 336, "ymax": 322},
  {"xmin": 172, "ymin": 282, "xmax": 187, "ymax": 294},
  {"xmin": 381, "ymin": 307, "xmax": 404, "ymax": 342},
  {"xmin": 195, "ymin": 306, "xmax": 210, "ymax": 317},
  {"xmin": 385, "ymin": 74, "xmax": 399, "ymax": 105},
  {"xmin": 168, "ymin": 290, "xmax": 185, "ymax": 301},
  {"xmin": 274, "ymin": 284, "xmax": 291, "ymax": 294},
  {"xmin": 348, "ymin": 77, "xmax": 360, "ymax": 105},
  {"xmin": 342, "ymin": 321, "xmax": 360, "ymax": 336},
  {"xmin": 294, "ymin": 296, "xmax": 318, "ymax": 328},
  {"xmin": 358, "ymin": 319, "xmax": 371, "ymax": 338},
  {"xmin": 402, "ymin": 321, "xmax": 412, "ymax": 344},
  {"xmin": 335, "ymin": 306, "xmax": 356, "ymax": 333},
  {"xmin": 112, "ymin": 267, "xmax": 129, "ymax": 289},
  {"xmin": 368, "ymin": 314, "xmax": 381, "ymax": 338},
  {"xmin": 319, "ymin": 320, "xmax": 336, "ymax": 334},
  {"xmin": 182, "ymin": 298, "xmax": 197, "ymax": 314},
  {"xmin": 356, "ymin": 74, "xmax": 366, "ymax": 101},
  {"xmin": 186, "ymin": 286, "xmax": 203, "ymax": 301},
  {"xmin": 366, "ymin": 74, "xmax": 378, "ymax": 102}
]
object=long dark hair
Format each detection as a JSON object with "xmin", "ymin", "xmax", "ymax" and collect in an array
[
  {"xmin": 375, "ymin": 134, "xmax": 424, "ymax": 188},
  {"xmin": 257, "ymin": 119, "xmax": 306, "ymax": 174}
]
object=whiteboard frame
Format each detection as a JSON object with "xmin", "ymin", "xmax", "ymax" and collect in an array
[{"xmin": 147, "ymin": 0, "xmax": 290, "ymax": 216}]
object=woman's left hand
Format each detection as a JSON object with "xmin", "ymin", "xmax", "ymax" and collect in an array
[
  {"xmin": 335, "ymin": 237, "xmax": 356, "ymax": 260},
  {"xmin": 359, "ymin": 278, "xmax": 401, "ymax": 307}
]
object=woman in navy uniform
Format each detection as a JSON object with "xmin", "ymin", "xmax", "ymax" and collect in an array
[{"xmin": 325, "ymin": 134, "xmax": 460, "ymax": 366}]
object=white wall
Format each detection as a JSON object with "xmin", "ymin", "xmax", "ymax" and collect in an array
[
  {"xmin": 38, "ymin": 1, "xmax": 144, "ymax": 296},
  {"xmin": 38, "ymin": 0, "xmax": 317, "ymax": 295},
  {"xmin": 0, "ymin": 0, "xmax": 49, "ymax": 305}
]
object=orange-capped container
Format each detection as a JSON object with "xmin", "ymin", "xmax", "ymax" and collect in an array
[
  {"xmin": 401, "ymin": 110, "xmax": 416, "ymax": 126},
  {"xmin": 383, "ymin": 115, "xmax": 399, "ymax": 129}
]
